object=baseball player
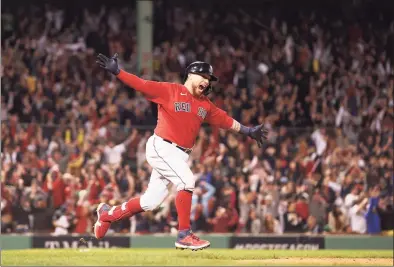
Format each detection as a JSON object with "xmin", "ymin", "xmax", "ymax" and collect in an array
[{"xmin": 94, "ymin": 53, "xmax": 268, "ymax": 250}]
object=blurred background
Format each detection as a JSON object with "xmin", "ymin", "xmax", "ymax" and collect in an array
[{"xmin": 1, "ymin": 0, "xmax": 393, "ymax": 239}]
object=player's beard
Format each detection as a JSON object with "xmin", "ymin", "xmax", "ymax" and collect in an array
[
  {"xmin": 186, "ymin": 74, "xmax": 209, "ymax": 97},
  {"xmin": 194, "ymin": 82, "xmax": 208, "ymax": 97},
  {"xmin": 191, "ymin": 84, "xmax": 202, "ymax": 97}
]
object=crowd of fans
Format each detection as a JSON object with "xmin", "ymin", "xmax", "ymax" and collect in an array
[{"xmin": 1, "ymin": 0, "xmax": 393, "ymax": 236}]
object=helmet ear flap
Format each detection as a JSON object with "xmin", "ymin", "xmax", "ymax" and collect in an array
[
  {"xmin": 184, "ymin": 73, "xmax": 191, "ymax": 83},
  {"xmin": 203, "ymin": 85, "xmax": 213, "ymax": 96}
]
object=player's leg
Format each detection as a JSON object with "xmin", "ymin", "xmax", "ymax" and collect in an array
[
  {"xmin": 140, "ymin": 169, "xmax": 171, "ymax": 210},
  {"xmin": 146, "ymin": 135, "xmax": 210, "ymax": 250},
  {"xmin": 94, "ymin": 169, "xmax": 170, "ymax": 239}
]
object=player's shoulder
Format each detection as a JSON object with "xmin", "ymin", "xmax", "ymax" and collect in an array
[
  {"xmin": 202, "ymin": 96, "xmax": 215, "ymax": 106},
  {"xmin": 173, "ymin": 83, "xmax": 186, "ymax": 90},
  {"xmin": 152, "ymin": 81, "xmax": 183, "ymax": 98},
  {"xmin": 199, "ymin": 96, "xmax": 217, "ymax": 113},
  {"xmin": 163, "ymin": 82, "xmax": 184, "ymax": 93}
]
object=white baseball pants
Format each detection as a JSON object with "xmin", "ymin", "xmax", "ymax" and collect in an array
[{"xmin": 140, "ymin": 134, "xmax": 195, "ymax": 211}]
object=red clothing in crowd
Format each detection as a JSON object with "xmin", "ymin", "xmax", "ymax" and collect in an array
[
  {"xmin": 43, "ymin": 175, "xmax": 66, "ymax": 208},
  {"xmin": 295, "ymin": 200, "xmax": 309, "ymax": 221},
  {"xmin": 87, "ymin": 177, "xmax": 106, "ymax": 205},
  {"xmin": 73, "ymin": 205, "xmax": 90, "ymax": 234},
  {"xmin": 211, "ymin": 208, "xmax": 239, "ymax": 233}
]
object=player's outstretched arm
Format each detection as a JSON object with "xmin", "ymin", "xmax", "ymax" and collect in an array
[
  {"xmin": 96, "ymin": 53, "xmax": 170, "ymax": 104},
  {"xmin": 206, "ymin": 102, "xmax": 269, "ymax": 147}
]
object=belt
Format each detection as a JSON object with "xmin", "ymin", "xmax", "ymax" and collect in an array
[{"xmin": 162, "ymin": 139, "xmax": 192, "ymax": 154}]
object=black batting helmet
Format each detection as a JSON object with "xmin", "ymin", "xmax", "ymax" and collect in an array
[{"xmin": 183, "ymin": 61, "xmax": 218, "ymax": 95}]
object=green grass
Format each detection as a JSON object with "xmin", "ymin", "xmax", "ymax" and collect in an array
[{"xmin": 2, "ymin": 249, "xmax": 393, "ymax": 266}]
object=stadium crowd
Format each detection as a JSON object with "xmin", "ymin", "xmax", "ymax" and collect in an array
[{"xmin": 1, "ymin": 0, "xmax": 393, "ymax": 236}]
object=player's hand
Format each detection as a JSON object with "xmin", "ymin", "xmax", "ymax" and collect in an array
[
  {"xmin": 96, "ymin": 53, "xmax": 120, "ymax": 75},
  {"xmin": 18, "ymin": 179, "xmax": 24, "ymax": 189},
  {"xmin": 370, "ymin": 186, "xmax": 380, "ymax": 198},
  {"xmin": 249, "ymin": 123, "xmax": 269, "ymax": 147}
]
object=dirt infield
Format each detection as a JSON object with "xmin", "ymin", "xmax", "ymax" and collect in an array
[{"xmin": 238, "ymin": 257, "xmax": 393, "ymax": 266}]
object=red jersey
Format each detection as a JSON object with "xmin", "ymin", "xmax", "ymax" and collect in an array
[{"xmin": 117, "ymin": 70, "xmax": 233, "ymax": 148}]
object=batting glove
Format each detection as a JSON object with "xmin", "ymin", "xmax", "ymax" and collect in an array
[
  {"xmin": 96, "ymin": 53, "xmax": 120, "ymax": 75},
  {"xmin": 248, "ymin": 123, "xmax": 269, "ymax": 147}
]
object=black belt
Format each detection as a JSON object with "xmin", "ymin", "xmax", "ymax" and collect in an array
[{"xmin": 162, "ymin": 139, "xmax": 192, "ymax": 154}]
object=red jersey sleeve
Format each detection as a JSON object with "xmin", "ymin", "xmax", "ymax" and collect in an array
[
  {"xmin": 116, "ymin": 70, "xmax": 172, "ymax": 105},
  {"xmin": 206, "ymin": 101, "xmax": 233, "ymax": 129}
]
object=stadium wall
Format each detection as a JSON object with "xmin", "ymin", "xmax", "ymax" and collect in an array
[
  {"xmin": 1, "ymin": 235, "xmax": 31, "ymax": 250},
  {"xmin": 1, "ymin": 234, "xmax": 392, "ymax": 250},
  {"xmin": 324, "ymin": 235, "xmax": 394, "ymax": 250}
]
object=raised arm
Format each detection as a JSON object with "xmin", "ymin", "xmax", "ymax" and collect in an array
[
  {"xmin": 96, "ymin": 53, "xmax": 171, "ymax": 104},
  {"xmin": 206, "ymin": 102, "xmax": 269, "ymax": 147}
]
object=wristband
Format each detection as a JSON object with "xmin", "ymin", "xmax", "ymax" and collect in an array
[{"xmin": 240, "ymin": 124, "xmax": 251, "ymax": 136}]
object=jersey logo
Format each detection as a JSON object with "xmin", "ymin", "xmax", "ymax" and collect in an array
[
  {"xmin": 174, "ymin": 102, "xmax": 191, "ymax": 112},
  {"xmin": 197, "ymin": 107, "xmax": 207, "ymax": 119}
]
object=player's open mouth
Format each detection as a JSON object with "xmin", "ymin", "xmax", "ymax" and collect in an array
[{"xmin": 199, "ymin": 85, "xmax": 207, "ymax": 91}]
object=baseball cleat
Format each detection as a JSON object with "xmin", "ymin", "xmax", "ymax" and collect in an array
[
  {"xmin": 94, "ymin": 203, "xmax": 112, "ymax": 239},
  {"xmin": 175, "ymin": 229, "xmax": 210, "ymax": 250}
]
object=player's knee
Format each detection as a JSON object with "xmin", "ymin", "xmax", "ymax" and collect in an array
[
  {"xmin": 140, "ymin": 193, "xmax": 163, "ymax": 211},
  {"xmin": 175, "ymin": 178, "xmax": 195, "ymax": 192}
]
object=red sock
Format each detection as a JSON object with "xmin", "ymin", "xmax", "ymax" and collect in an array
[
  {"xmin": 126, "ymin": 197, "xmax": 144, "ymax": 215},
  {"xmin": 175, "ymin": 190, "xmax": 192, "ymax": 231},
  {"xmin": 108, "ymin": 197, "xmax": 143, "ymax": 222}
]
